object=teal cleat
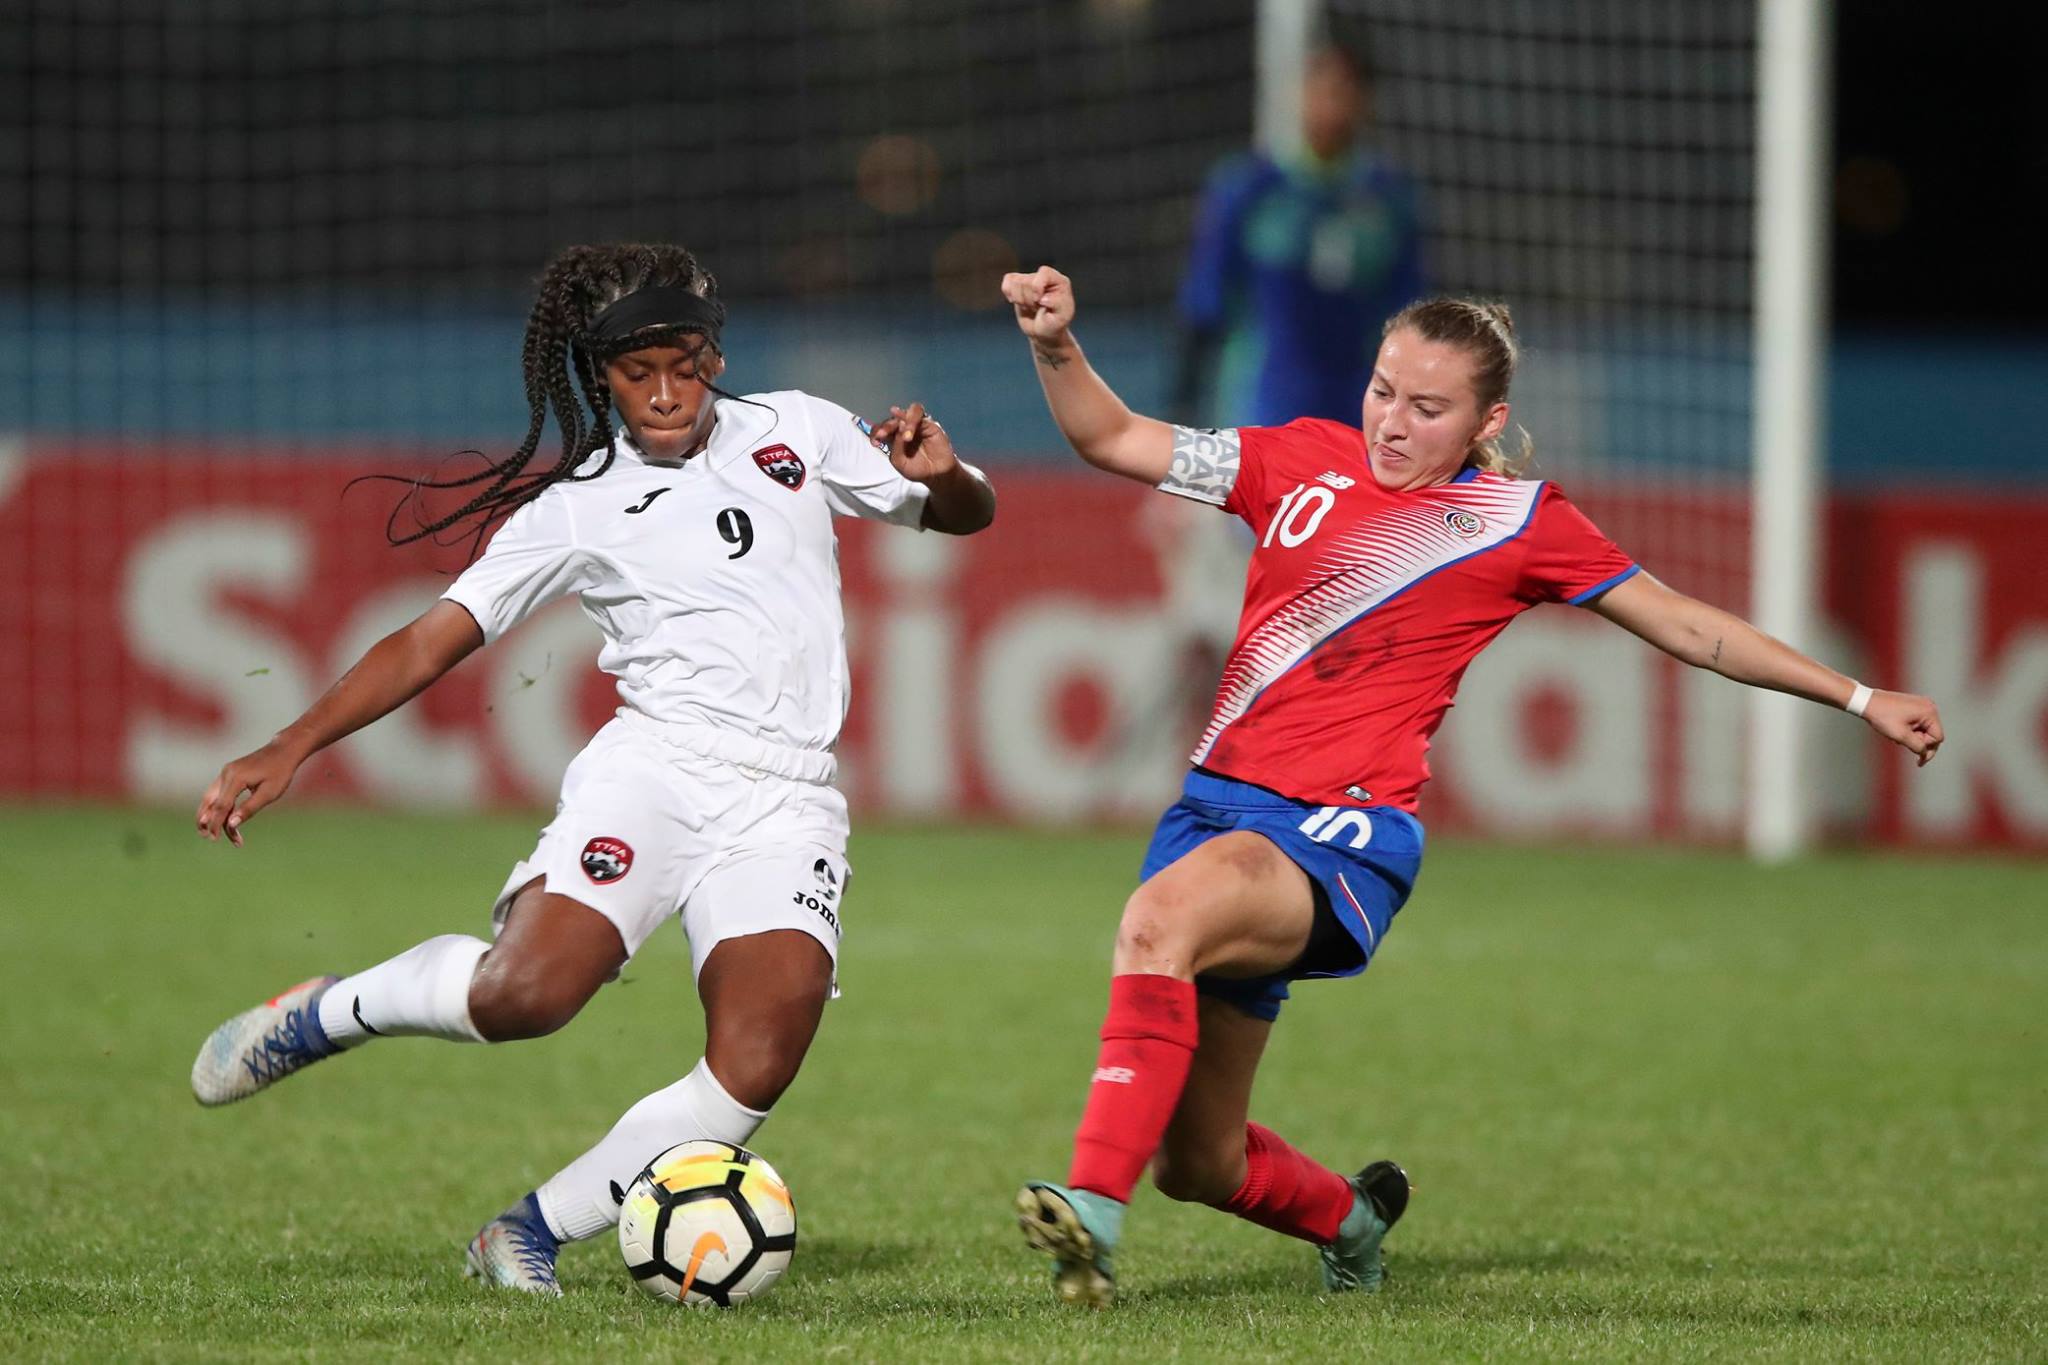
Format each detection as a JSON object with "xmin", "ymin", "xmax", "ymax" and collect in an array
[
  {"xmin": 1015, "ymin": 1181, "xmax": 1124, "ymax": 1308},
  {"xmin": 1318, "ymin": 1159, "xmax": 1410, "ymax": 1293}
]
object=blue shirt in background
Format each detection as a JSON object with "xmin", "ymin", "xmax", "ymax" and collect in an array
[{"xmin": 1177, "ymin": 148, "xmax": 1426, "ymax": 428}]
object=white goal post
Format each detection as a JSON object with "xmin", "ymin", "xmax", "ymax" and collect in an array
[{"xmin": 1747, "ymin": 0, "xmax": 1831, "ymax": 862}]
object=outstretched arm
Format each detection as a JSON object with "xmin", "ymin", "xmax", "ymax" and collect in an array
[
  {"xmin": 1589, "ymin": 572, "xmax": 1944, "ymax": 765},
  {"xmin": 1000, "ymin": 266, "xmax": 1175, "ymax": 485},
  {"xmin": 195, "ymin": 600, "xmax": 485, "ymax": 845}
]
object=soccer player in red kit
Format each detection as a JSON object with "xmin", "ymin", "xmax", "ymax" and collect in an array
[{"xmin": 998, "ymin": 265, "xmax": 1946, "ymax": 1307}]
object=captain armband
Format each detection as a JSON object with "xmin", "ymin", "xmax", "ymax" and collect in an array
[{"xmin": 1159, "ymin": 426, "xmax": 1242, "ymax": 507}]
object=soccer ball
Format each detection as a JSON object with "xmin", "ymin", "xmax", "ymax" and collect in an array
[{"xmin": 617, "ymin": 1140, "xmax": 797, "ymax": 1306}]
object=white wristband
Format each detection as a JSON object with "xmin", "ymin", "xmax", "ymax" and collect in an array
[{"xmin": 1845, "ymin": 683, "xmax": 1874, "ymax": 718}]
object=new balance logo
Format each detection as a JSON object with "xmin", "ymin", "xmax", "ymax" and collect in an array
[
  {"xmin": 1091, "ymin": 1066, "xmax": 1136, "ymax": 1085},
  {"xmin": 1317, "ymin": 471, "xmax": 1356, "ymax": 489}
]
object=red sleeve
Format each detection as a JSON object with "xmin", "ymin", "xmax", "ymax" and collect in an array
[
  {"xmin": 1220, "ymin": 418, "xmax": 1355, "ymax": 535},
  {"xmin": 1220, "ymin": 423, "xmax": 1284, "ymax": 531},
  {"xmin": 1518, "ymin": 483, "xmax": 1640, "ymax": 605}
]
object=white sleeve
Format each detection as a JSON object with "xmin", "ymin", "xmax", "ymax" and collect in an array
[
  {"xmin": 806, "ymin": 394, "xmax": 930, "ymax": 528},
  {"xmin": 439, "ymin": 493, "xmax": 594, "ymax": 643}
]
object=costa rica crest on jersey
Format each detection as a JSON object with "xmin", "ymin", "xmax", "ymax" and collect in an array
[
  {"xmin": 580, "ymin": 836, "xmax": 634, "ymax": 884},
  {"xmin": 1443, "ymin": 509, "xmax": 1484, "ymax": 538},
  {"xmin": 751, "ymin": 444, "xmax": 806, "ymax": 491}
]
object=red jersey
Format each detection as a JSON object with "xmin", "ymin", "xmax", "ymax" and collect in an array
[{"xmin": 1162, "ymin": 418, "xmax": 1639, "ymax": 813}]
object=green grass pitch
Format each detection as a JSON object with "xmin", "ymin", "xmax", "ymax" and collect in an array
[{"xmin": 1, "ymin": 804, "xmax": 2042, "ymax": 1361}]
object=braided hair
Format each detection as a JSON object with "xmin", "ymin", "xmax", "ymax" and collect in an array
[{"xmin": 363, "ymin": 243, "xmax": 727, "ymax": 557}]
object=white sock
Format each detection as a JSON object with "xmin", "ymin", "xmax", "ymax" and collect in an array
[
  {"xmin": 534, "ymin": 1059, "xmax": 768, "ymax": 1243},
  {"xmin": 316, "ymin": 934, "xmax": 490, "ymax": 1047}
]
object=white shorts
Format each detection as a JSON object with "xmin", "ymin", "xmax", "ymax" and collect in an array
[{"xmin": 490, "ymin": 711, "xmax": 852, "ymax": 984}]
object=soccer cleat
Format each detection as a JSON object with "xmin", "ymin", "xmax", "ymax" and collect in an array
[
  {"xmin": 1015, "ymin": 1181, "xmax": 1124, "ymax": 1308},
  {"xmin": 1318, "ymin": 1159, "xmax": 1410, "ymax": 1293},
  {"xmin": 190, "ymin": 975, "xmax": 342, "ymax": 1107},
  {"xmin": 464, "ymin": 1194, "xmax": 564, "ymax": 1298}
]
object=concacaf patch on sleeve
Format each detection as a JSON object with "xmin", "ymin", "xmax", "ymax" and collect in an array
[{"xmin": 852, "ymin": 413, "xmax": 889, "ymax": 451}]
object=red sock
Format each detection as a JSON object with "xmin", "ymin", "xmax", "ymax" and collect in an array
[
  {"xmin": 1067, "ymin": 974, "xmax": 1199, "ymax": 1202},
  {"xmin": 1220, "ymin": 1122, "xmax": 1356, "ymax": 1244}
]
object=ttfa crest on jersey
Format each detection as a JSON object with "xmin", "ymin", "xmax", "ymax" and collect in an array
[
  {"xmin": 1443, "ymin": 509, "xmax": 1484, "ymax": 538},
  {"xmin": 751, "ymin": 444, "xmax": 806, "ymax": 491},
  {"xmin": 580, "ymin": 836, "xmax": 634, "ymax": 884}
]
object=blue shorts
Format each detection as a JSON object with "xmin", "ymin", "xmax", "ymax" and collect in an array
[{"xmin": 1139, "ymin": 768, "xmax": 1426, "ymax": 1022}]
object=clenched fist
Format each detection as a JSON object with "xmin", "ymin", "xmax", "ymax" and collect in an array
[{"xmin": 1001, "ymin": 267, "xmax": 1076, "ymax": 346}]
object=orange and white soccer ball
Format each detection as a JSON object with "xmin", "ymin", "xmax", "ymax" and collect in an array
[{"xmin": 617, "ymin": 1141, "xmax": 797, "ymax": 1306}]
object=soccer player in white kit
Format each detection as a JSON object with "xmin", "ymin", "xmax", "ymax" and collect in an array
[{"xmin": 188, "ymin": 243, "xmax": 996, "ymax": 1295}]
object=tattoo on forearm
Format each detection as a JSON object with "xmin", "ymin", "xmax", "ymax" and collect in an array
[
  {"xmin": 1032, "ymin": 343, "xmax": 1070, "ymax": 370},
  {"xmin": 1710, "ymin": 636, "xmax": 1723, "ymax": 665}
]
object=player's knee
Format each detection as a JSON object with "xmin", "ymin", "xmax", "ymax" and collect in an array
[
  {"xmin": 1114, "ymin": 883, "xmax": 1202, "ymax": 969},
  {"xmin": 704, "ymin": 1034, "xmax": 803, "ymax": 1112},
  {"xmin": 467, "ymin": 952, "xmax": 593, "ymax": 1041}
]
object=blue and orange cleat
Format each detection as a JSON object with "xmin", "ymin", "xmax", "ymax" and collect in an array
[
  {"xmin": 464, "ymin": 1194, "xmax": 563, "ymax": 1297},
  {"xmin": 190, "ymin": 975, "xmax": 341, "ymax": 1106}
]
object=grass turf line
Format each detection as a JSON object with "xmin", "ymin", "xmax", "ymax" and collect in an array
[{"xmin": 0, "ymin": 804, "xmax": 2042, "ymax": 1361}]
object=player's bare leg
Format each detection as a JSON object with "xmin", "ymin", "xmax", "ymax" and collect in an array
[
  {"xmin": 697, "ymin": 929, "xmax": 833, "ymax": 1111},
  {"xmin": 466, "ymin": 884, "xmax": 628, "ymax": 1039},
  {"xmin": 479, "ymin": 928, "xmax": 833, "ymax": 1296},
  {"xmin": 1110, "ymin": 832, "xmax": 1320, "ymax": 980},
  {"xmin": 1151, "ymin": 997, "xmax": 1269, "ymax": 1206},
  {"xmin": 1018, "ymin": 833, "xmax": 1313, "ymax": 1306},
  {"xmin": 1152, "ymin": 995, "xmax": 1409, "ymax": 1292}
]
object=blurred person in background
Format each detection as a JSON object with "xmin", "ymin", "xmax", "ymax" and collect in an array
[
  {"xmin": 187, "ymin": 242, "xmax": 994, "ymax": 1296},
  {"xmin": 1172, "ymin": 41, "xmax": 1427, "ymax": 430},
  {"xmin": 1001, "ymin": 263, "xmax": 1944, "ymax": 1308}
]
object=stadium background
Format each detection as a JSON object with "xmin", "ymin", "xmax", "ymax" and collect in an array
[
  {"xmin": 2, "ymin": 0, "xmax": 2044, "ymax": 848},
  {"xmin": 3, "ymin": 5, "xmax": 2045, "ymax": 1360}
]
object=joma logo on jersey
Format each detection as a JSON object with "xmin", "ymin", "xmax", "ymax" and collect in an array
[
  {"xmin": 580, "ymin": 837, "xmax": 634, "ymax": 884},
  {"xmin": 791, "ymin": 888, "xmax": 838, "ymax": 931},
  {"xmin": 751, "ymin": 444, "xmax": 806, "ymax": 491},
  {"xmin": 1444, "ymin": 509, "xmax": 1484, "ymax": 538}
]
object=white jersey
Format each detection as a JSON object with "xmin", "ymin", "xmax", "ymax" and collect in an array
[{"xmin": 442, "ymin": 389, "xmax": 927, "ymax": 755}]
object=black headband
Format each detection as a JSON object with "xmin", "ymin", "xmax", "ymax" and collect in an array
[{"xmin": 579, "ymin": 286, "xmax": 725, "ymax": 349}]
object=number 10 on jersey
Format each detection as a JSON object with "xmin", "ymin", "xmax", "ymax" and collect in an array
[{"xmin": 1262, "ymin": 484, "xmax": 1335, "ymax": 549}]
